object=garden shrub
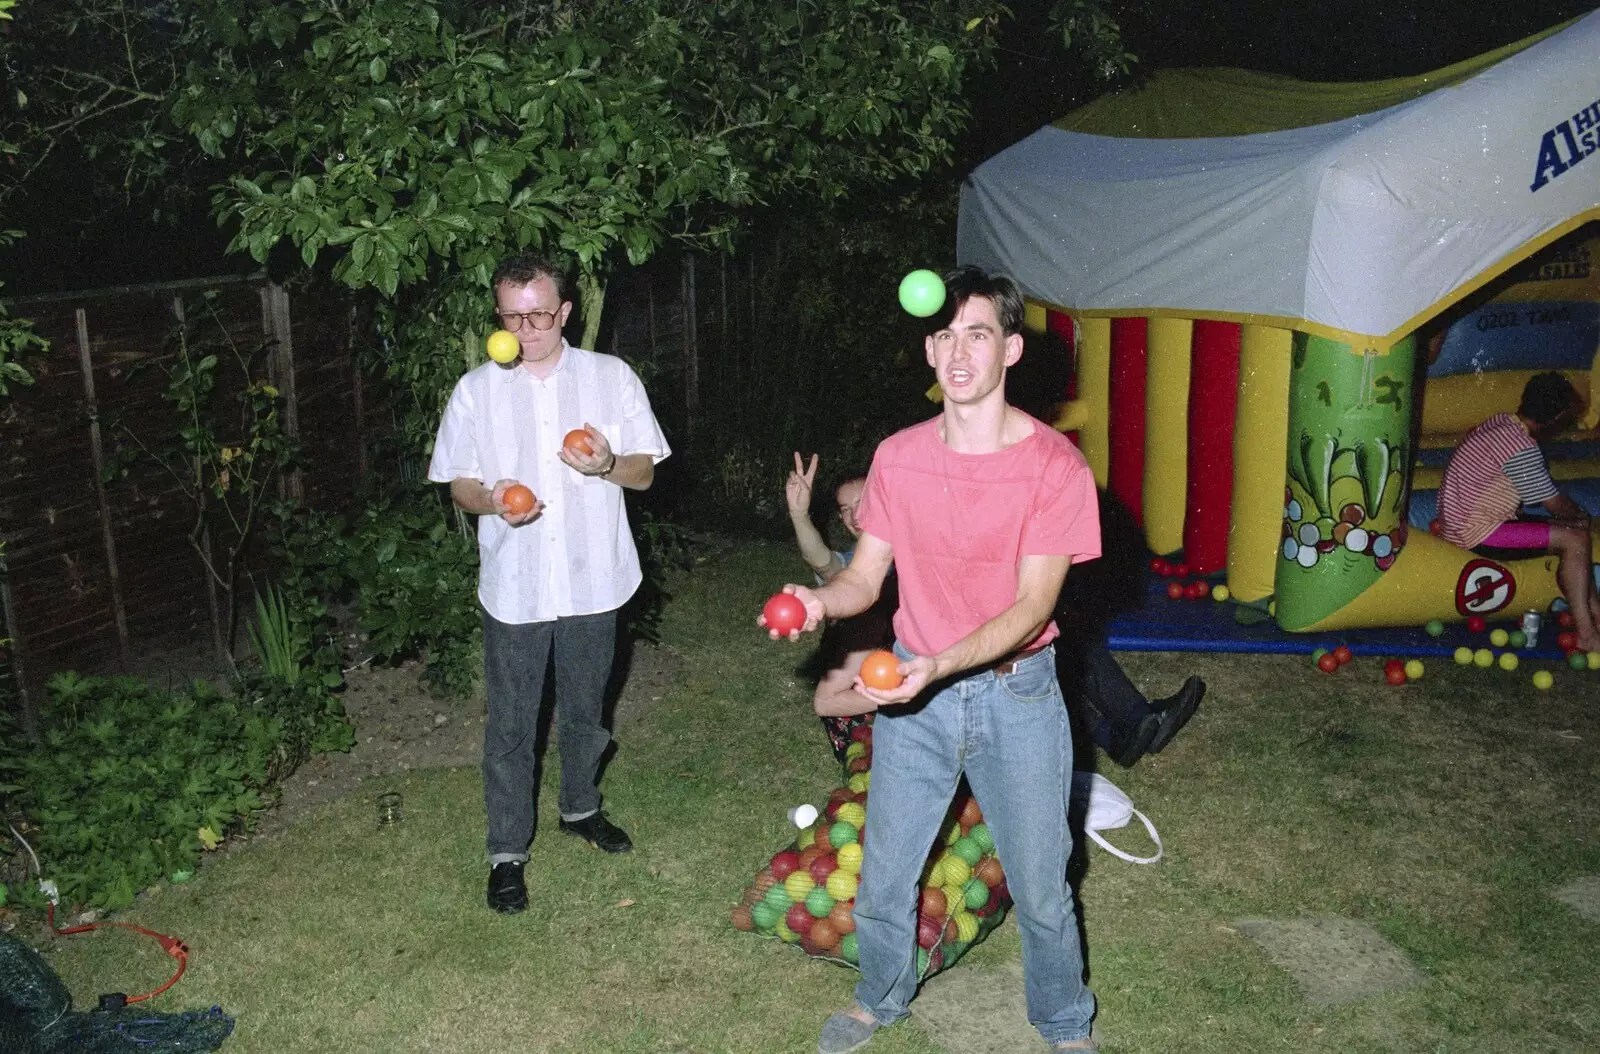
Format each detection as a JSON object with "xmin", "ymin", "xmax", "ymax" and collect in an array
[{"xmin": 15, "ymin": 673, "xmax": 281, "ymax": 910}]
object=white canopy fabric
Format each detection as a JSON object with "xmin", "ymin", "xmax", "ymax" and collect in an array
[{"xmin": 957, "ymin": 10, "xmax": 1600, "ymax": 348}]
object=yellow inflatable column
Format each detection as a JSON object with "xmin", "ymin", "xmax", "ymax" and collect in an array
[
  {"xmin": 1077, "ymin": 317, "xmax": 1112, "ymax": 488},
  {"xmin": 1227, "ymin": 325, "xmax": 1293, "ymax": 602},
  {"xmin": 1142, "ymin": 318, "xmax": 1192, "ymax": 556}
]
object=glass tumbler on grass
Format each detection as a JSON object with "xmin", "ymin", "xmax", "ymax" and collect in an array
[{"xmin": 376, "ymin": 792, "xmax": 403, "ymax": 826}]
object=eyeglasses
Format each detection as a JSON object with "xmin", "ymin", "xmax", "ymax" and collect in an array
[{"xmin": 496, "ymin": 309, "xmax": 560, "ymax": 331}]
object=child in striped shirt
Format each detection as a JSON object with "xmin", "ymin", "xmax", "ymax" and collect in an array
[{"xmin": 1438, "ymin": 372, "xmax": 1599, "ymax": 651}]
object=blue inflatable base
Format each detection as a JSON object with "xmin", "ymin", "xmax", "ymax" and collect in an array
[{"xmin": 1105, "ymin": 576, "xmax": 1576, "ymax": 660}]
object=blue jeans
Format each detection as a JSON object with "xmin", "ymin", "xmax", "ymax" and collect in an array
[
  {"xmin": 853, "ymin": 643, "xmax": 1096, "ymax": 1045},
  {"xmin": 482, "ymin": 607, "xmax": 617, "ymax": 864}
]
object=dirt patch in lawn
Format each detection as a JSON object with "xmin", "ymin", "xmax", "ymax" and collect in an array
[{"xmin": 245, "ymin": 637, "xmax": 684, "ymax": 840}]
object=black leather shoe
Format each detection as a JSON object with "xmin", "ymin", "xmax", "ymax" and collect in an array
[
  {"xmin": 486, "ymin": 860, "xmax": 528, "ymax": 914},
  {"xmin": 559, "ymin": 812, "xmax": 633, "ymax": 853},
  {"xmin": 1110, "ymin": 712, "xmax": 1161, "ymax": 768},
  {"xmin": 1149, "ymin": 676, "xmax": 1205, "ymax": 754}
]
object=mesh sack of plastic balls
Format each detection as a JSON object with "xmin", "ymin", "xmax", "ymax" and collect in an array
[
  {"xmin": 0, "ymin": 933, "xmax": 234, "ymax": 1053},
  {"xmin": 730, "ymin": 717, "xmax": 1013, "ymax": 978}
]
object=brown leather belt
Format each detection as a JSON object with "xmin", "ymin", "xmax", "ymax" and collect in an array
[{"xmin": 990, "ymin": 645, "xmax": 1050, "ymax": 676}]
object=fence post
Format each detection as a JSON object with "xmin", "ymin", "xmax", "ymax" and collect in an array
[
  {"xmin": 261, "ymin": 283, "xmax": 304, "ymax": 501},
  {"xmin": 74, "ymin": 307, "xmax": 131, "ymax": 664},
  {"xmin": 0, "ymin": 552, "xmax": 38, "ymax": 741},
  {"xmin": 683, "ymin": 255, "xmax": 699, "ymax": 445}
]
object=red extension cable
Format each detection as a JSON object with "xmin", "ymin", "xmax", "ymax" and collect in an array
[{"xmin": 48, "ymin": 901, "xmax": 189, "ymax": 1005}]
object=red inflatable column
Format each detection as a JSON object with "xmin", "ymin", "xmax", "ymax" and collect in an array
[
  {"xmin": 1107, "ymin": 317, "xmax": 1148, "ymax": 526},
  {"xmin": 1046, "ymin": 311, "xmax": 1079, "ymax": 446},
  {"xmin": 1184, "ymin": 320, "xmax": 1241, "ymax": 573}
]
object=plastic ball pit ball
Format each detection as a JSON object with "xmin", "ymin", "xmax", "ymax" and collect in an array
[
  {"xmin": 1589, "ymin": 652, "xmax": 1600, "ymax": 671},
  {"xmin": 1311, "ymin": 647, "xmax": 1329, "ymax": 663},
  {"xmin": 1533, "ymin": 670, "xmax": 1554, "ymax": 690},
  {"xmin": 1466, "ymin": 615, "xmax": 1487, "ymax": 634},
  {"xmin": 763, "ymin": 593, "xmax": 807, "ymax": 635},
  {"xmin": 1404, "ymin": 659, "xmax": 1424, "ymax": 680},
  {"xmin": 1316, "ymin": 652, "xmax": 1340, "ymax": 673},
  {"xmin": 1425, "ymin": 619, "xmax": 1445, "ymax": 638},
  {"xmin": 1384, "ymin": 661, "xmax": 1407, "ymax": 686},
  {"xmin": 1166, "ymin": 581, "xmax": 1185, "ymax": 600},
  {"xmin": 1212, "ymin": 584, "xmax": 1230, "ymax": 602},
  {"xmin": 859, "ymin": 650, "xmax": 904, "ymax": 691},
  {"xmin": 1498, "ymin": 652, "xmax": 1519, "ymax": 672},
  {"xmin": 502, "ymin": 484, "xmax": 535, "ymax": 516},
  {"xmin": 1332, "ymin": 645, "xmax": 1353, "ymax": 665},
  {"xmin": 1557, "ymin": 630, "xmax": 1579, "ymax": 652},
  {"xmin": 1570, "ymin": 652, "xmax": 1589, "ymax": 671},
  {"xmin": 1453, "ymin": 647, "xmax": 1473, "ymax": 665},
  {"xmin": 562, "ymin": 428, "xmax": 594, "ymax": 456},
  {"xmin": 1473, "ymin": 648, "xmax": 1494, "ymax": 668},
  {"xmin": 1509, "ymin": 630, "xmax": 1527, "ymax": 649},
  {"xmin": 486, "ymin": 329, "xmax": 521, "ymax": 363},
  {"xmin": 897, "ymin": 270, "xmax": 947, "ymax": 317},
  {"xmin": 1490, "ymin": 628, "xmax": 1509, "ymax": 648}
]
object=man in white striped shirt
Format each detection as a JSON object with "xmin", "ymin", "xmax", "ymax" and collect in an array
[
  {"xmin": 1437, "ymin": 372, "xmax": 1598, "ymax": 651},
  {"xmin": 428, "ymin": 253, "xmax": 671, "ymax": 914}
]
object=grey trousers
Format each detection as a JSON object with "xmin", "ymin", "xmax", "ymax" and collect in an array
[{"xmin": 482, "ymin": 607, "xmax": 617, "ymax": 863}]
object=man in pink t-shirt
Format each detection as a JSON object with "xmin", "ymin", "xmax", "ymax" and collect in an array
[
  {"xmin": 1437, "ymin": 372, "xmax": 1599, "ymax": 651},
  {"xmin": 766, "ymin": 267, "xmax": 1102, "ymax": 1053}
]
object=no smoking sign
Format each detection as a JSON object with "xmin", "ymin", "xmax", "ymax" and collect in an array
[{"xmin": 1455, "ymin": 558, "xmax": 1516, "ymax": 616}]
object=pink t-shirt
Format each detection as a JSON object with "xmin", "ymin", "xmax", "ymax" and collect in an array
[{"xmin": 855, "ymin": 415, "xmax": 1101, "ymax": 657}]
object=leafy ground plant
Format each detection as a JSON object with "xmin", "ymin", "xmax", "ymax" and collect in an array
[{"xmin": 35, "ymin": 541, "xmax": 1600, "ymax": 1052}]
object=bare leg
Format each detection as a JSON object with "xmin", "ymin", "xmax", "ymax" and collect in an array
[{"xmin": 1551, "ymin": 525, "xmax": 1600, "ymax": 652}]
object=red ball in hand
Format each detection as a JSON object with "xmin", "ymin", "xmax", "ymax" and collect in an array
[
  {"xmin": 859, "ymin": 650, "xmax": 904, "ymax": 691},
  {"xmin": 763, "ymin": 592, "xmax": 807, "ymax": 635}
]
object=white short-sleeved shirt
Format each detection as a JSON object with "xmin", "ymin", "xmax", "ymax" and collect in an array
[{"xmin": 427, "ymin": 342, "xmax": 671, "ymax": 624}]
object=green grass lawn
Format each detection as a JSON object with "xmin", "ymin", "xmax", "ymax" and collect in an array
[{"xmin": 38, "ymin": 539, "xmax": 1600, "ymax": 1052}]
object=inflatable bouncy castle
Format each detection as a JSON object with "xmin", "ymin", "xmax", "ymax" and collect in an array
[{"xmin": 957, "ymin": 12, "xmax": 1600, "ymax": 632}]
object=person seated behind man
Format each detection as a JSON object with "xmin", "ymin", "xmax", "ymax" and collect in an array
[
  {"xmin": 785, "ymin": 454, "xmax": 893, "ymax": 758},
  {"xmin": 787, "ymin": 454, "xmax": 1199, "ymax": 767},
  {"xmin": 1437, "ymin": 371, "xmax": 1600, "ymax": 651}
]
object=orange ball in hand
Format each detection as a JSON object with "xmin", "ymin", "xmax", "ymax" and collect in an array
[
  {"xmin": 502, "ymin": 484, "xmax": 536, "ymax": 516},
  {"xmin": 859, "ymin": 650, "xmax": 903, "ymax": 691},
  {"xmin": 563, "ymin": 428, "xmax": 595, "ymax": 456}
]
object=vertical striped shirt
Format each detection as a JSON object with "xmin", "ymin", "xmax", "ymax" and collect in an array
[
  {"xmin": 1437, "ymin": 413, "xmax": 1558, "ymax": 549},
  {"xmin": 427, "ymin": 342, "xmax": 671, "ymax": 623}
]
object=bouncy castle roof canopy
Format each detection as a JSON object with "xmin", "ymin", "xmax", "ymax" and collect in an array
[{"xmin": 956, "ymin": 11, "xmax": 1600, "ymax": 348}]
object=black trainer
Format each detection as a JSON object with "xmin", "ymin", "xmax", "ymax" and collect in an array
[
  {"xmin": 486, "ymin": 860, "xmax": 528, "ymax": 914},
  {"xmin": 559, "ymin": 812, "xmax": 633, "ymax": 853},
  {"xmin": 1149, "ymin": 676, "xmax": 1205, "ymax": 754}
]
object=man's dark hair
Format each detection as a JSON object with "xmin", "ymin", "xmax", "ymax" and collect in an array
[
  {"xmin": 938, "ymin": 265, "xmax": 1025, "ymax": 337},
  {"xmin": 492, "ymin": 253, "xmax": 571, "ymax": 303},
  {"xmin": 1519, "ymin": 371, "xmax": 1581, "ymax": 425}
]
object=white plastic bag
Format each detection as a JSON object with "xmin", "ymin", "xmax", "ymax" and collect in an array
[{"xmin": 1071, "ymin": 771, "xmax": 1162, "ymax": 864}]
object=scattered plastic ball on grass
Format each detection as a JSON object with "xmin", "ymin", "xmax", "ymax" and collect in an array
[
  {"xmin": 1509, "ymin": 630, "xmax": 1527, "ymax": 649},
  {"xmin": 1490, "ymin": 628, "xmax": 1509, "ymax": 648},
  {"xmin": 1453, "ymin": 646, "xmax": 1473, "ymax": 665},
  {"xmin": 1424, "ymin": 619, "xmax": 1445, "ymax": 638},
  {"xmin": 1570, "ymin": 652, "xmax": 1589, "ymax": 671},
  {"xmin": 1384, "ymin": 661, "xmax": 1407, "ymax": 686},
  {"xmin": 1532, "ymin": 670, "xmax": 1554, "ymax": 690},
  {"xmin": 1311, "ymin": 647, "xmax": 1328, "ymax": 663},
  {"xmin": 1316, "ymin": 652, "xmax": 1340, "ymax": 674},
  {"xmin": 1498, "ymin": 652, "xmax": 1519, "ymax": 672},
  {"xmin": 1473, "ymin": 648, "xmax": 1494, "ymax": 668},
  {"xmin": 1466, "ymin": 615, "xmax": 1487, "ymax": 634},
  {"xmin": 897, "ymin": 269, "xmax": 947, "ymax": 317},
  {"xmin": 1332, "ymin": 645, "xmax": 1354, "ymax": 665},
  {"xmin": 1404, "ymin": 659, "xmax": 1424, "ymax": 680},
  {"xmin": 1212, "ymin": 584, "xmax": 1231, "ymax": 602},
  {"xmin": 1588, "ymin": 652, "xmax": 1600, "ymax": 671}
]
